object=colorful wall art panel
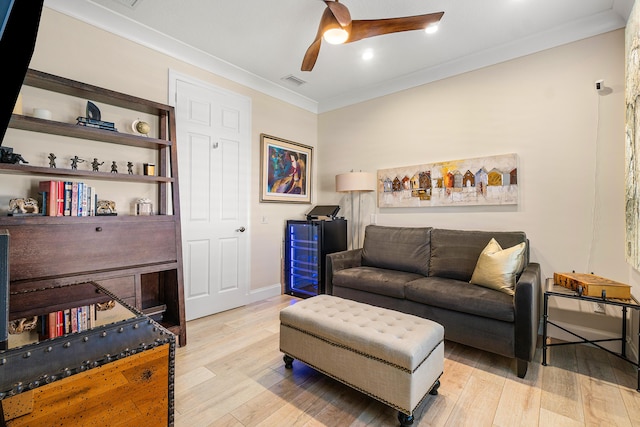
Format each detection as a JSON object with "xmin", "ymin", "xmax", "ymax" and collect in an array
[{"xmin": 377, "ymin": 153, "xmax": 518, "ymax": 208}]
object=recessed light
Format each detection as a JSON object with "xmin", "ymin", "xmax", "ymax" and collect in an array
[
  {"xmin": 425, "ymin": 23, "xmax": 439, "ymax": 34},
  {"xmin": 362, "ymin": 49, "xmax": 374, "ymax": 61}
]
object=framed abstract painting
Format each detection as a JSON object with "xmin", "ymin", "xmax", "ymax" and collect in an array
[{"xmin": 260, "ymin": 134, "xmax": 312, "ymax": 203}]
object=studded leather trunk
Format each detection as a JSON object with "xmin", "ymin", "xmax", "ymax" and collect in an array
[{"xmin": 0, "ymin": 284, "xmax": 176, "ymax": 425}]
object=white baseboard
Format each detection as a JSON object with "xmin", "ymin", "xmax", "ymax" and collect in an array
[{"xmin": 248, "ymin": 283, "xmax": 283, "ymax": 304}]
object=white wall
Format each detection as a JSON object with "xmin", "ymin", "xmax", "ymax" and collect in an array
[
  {"xmin": 2, "ymin": 8, "xmax": 318, "ymax": 297},
  {"xmin": 317, "ymin": 29, "xmax": 638, "ymax": 350}
]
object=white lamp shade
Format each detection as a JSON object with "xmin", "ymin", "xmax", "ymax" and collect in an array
[{"xmin": 336, "ymin": 172, "xmax": 376, "ymax": 192}]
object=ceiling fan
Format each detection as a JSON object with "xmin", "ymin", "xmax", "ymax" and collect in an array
[{"xmin": 302, "ymin": 0, "xmax": 444, "ymax": 71}]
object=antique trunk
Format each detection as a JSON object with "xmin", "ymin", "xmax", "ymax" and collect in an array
[
  {"xmin": 1, "ymin": 283, "xmax": 175, "ymax": 425},
  {"xmin": 553, "ymin": 272, "xmax": 632, "ymax": 300}
]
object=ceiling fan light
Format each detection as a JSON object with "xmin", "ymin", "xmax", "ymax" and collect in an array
[
  {"xmin": 324, "ymin": 28, "xmax": 349, "ymax": 44},
  {"xmin": 425, "ymin": 23, "xmax": 439, "ymax": 34}
]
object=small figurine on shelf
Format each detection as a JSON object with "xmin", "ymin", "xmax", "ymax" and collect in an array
[
  {"xmin": 8, "ymin": 198, "xmax": 39, "ymax": 215},
  {"xmin": 127, "ymin": 161, "xmax": 134, "ymax": 174},
  {"xmin": 110, "ymin": 161, "xmax": 118, "ymax": 173},
  {"xmin": 96, "ymin": 200, "xmax": 117, "ymax": 216},
  {"xmin": 8, "ymin": 316, "xmax": 38, "ymax": 334},
  {"xmin": 91, "ymin": 158, "xmax": 104, "ymax": 172},
  {"xmin": 70, "ymin": 156, "xmax": 85, "ymax": 170},
  {"xmin": 48, "ymin": 153, "xmax": 56, "ymax": 168},
  {"xmin": 0, "ymin": 147, "xmax": 28, "ymax": 164}
]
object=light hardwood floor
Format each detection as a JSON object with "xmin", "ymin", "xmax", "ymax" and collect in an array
[{"xmin": 174, "ymin": 295, "xmax": 640, "ymax": 426}]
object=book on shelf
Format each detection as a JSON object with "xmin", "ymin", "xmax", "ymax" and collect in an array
[
  {"xmin": 86, "ymin": 186, "xmax": 93, "ymax": 216},
  {"xmin": 30, "ymin": 180, "xmax": 101, "ymax": 218},
  {"xmin": 56, "ymin": 310, "xmax": 64, "ymax": 337},
  {"xmin": 47, "ymin": 311, "xmax": 56, "ymax": 339},
  {"xmin": 77, "ymin": 182, "xmax": 84, "ymax": 217},
  {"xmin": 71, "ymin": 307, "xmax": 78, "ymax": 333},
  {"xmin": 37, "ymin": 304, "xmax": 98, "ymax": 339},
  {"xmin": 64, "ymin": 181, "xmax": 72, "ymax": 216},
  {"xmin": 38, "ymin": 180, "xmax": 57, "ymax": 216},
  {"xmin": 64, "ymin": 308, "xmax": 71, "ymax": 334},
  {"xmin": 71, "ymin": 182, "xmax": 78, "ymax": 216},
  {"xmin": 56, "ymin": 181, "xmax": 64, "ymax": 216},
  {"xmin": 38, "ymin": 191, "xmax": 47, "ymax": 217},
  {"xmin": 76, "ymin": 116, "xmax": 117, "ymax": 131}
]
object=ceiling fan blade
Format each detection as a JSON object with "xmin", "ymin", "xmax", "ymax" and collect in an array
[
  {"xmin": 301, "ymin": 6, "xmax": 346, "ymax": 71},
  {"xmin": 302, "ymin": 38, "xmax": 322, "ymax": 71},
  {"xmin": 347, "ymin": 12, "xmax": 444, "ymax": 43},
  {"xmin": 325, "ymin": 0, "xmax": 351, "ymax": 27}
]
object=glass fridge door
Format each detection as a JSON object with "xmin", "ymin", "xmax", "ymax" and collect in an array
[{"xmin": 287, "ymin": 222, "xmax": 319, "ymax": 297}]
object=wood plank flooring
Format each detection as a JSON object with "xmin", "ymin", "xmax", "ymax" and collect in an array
[{"xmin": 174, "ymin": 295, "xmax": 640, "ymax": 426}]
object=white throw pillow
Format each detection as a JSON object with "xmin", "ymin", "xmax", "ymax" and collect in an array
[{"xmin": 469, "ymin": 238, "xmax": 526, "ymax": 295}]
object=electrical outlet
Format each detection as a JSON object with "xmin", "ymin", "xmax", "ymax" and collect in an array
[{"xmin": 594, "ymin": 302, "xmax": 606, "ymax": 314}]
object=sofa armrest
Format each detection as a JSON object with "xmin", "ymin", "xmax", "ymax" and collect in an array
[
  {"xmin": 325, "ymin": 249, "xmax": 362, "ymax": 295},
  {"xmin": 514, "ymin": 262, "xmax": 541, "ymax": 365}
]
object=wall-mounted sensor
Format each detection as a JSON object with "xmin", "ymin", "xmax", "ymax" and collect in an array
[{"xmin": 595, "ymin": 79, "xmax": 604, "ymax": 91}]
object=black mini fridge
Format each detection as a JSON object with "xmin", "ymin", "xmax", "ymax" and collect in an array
[{"xmin": 284, "ymin": 218, "xmax": 347, "ymax": 298}]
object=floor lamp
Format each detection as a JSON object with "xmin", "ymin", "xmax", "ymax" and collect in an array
[{"xmin": 336, "ymin": 171, "xmax": 376, "ymax": 249}]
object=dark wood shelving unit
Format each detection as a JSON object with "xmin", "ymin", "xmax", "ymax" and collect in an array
[
  {"xmin": 0, "ymin": 161, "xmax": 174, "ymax": 183},
  {"xmin": 8, "ymin": 113, "xmax": 171, "ymax": 148},
  {"xmin": 0, "ymin": 68, "xmax": 186, "ymax": 346}
]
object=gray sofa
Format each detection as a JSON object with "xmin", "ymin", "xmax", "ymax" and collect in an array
[{"xmin": 325, "ymin": 225, "xmax": 541, "ymax": 378}]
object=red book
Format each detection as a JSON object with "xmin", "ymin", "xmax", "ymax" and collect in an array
[
  {"xmin": 57, "ymin": 311, "xmax": 64, "ymax": 337},
  {"xmin": 57, "ymin": 181, "xmax": 64, "ymax": 216},
  {"xmin": 48, "ymin": 312, "xmax": 56, "ymax": 338},
  {"xmin": 39, "ymin": 181, "xmax": 57, "ymax": 216}
]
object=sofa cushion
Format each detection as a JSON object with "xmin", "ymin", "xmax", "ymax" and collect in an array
[
  {"xmin": 429, "ymin": 228, "xmax": 527, "ymax": 282},
  {"xmin": 361, "ymin": 225, "xmax": 431, "ymax": 276},
  {"xmin": 333, "ymin": 266, "xmax": 423, "ymax": 299},
  {"xmin": 405, "ymin": 277, "xmax": 515, "ymax": 322},
  {"xmin": 469, "ymin": 238, "xmax": 526, "ymax": 295}
]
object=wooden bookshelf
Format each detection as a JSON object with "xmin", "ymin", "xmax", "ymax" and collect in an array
[{"xmin": 0, "ymin": 69, "xmax": 186, "ymax": 346}]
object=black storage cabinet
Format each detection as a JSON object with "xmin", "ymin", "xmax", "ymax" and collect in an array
[{"xmin": 285, "ymin": 219, "xmax": 347, "ymax": 298}]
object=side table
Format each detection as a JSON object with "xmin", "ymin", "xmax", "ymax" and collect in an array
[{"xmin": 542, "ymin": 283, "xmax": 640, "ymax": 391}]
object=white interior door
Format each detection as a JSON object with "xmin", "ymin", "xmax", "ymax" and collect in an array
[{"xmin": 173, "ymin": 75, "xmax": 251, "ymax": 321}]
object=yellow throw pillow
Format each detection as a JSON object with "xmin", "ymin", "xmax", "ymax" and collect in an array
[{"xmin": 469, "ymin": 238, "xmax": 526, "ymax": 295}]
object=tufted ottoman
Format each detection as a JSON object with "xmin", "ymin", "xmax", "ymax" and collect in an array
[{"xmin": 280, "ymin": 294, "xmax": 444, "ymax": 426}]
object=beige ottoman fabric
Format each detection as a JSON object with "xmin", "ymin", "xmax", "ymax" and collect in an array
[{"xmin": 280, "ymin": 294, "xmax": 444, "ymax": 417}]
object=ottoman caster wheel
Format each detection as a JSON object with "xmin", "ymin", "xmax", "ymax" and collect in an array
[
  {"xmin": 429, "ymin": 379, "xmax": 441, "ymax": 395},
  {"xmin": 283, "ymin": 355, "xmax": 294, "ymax": 369},
  {"xmin": 397, "ymin": 412, "xmax": 414, "ymax": 426}
]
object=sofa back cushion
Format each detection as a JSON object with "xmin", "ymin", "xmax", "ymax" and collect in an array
[
  {"xmin": 429, "ymin": 228, "xmax": 528, "ymax": 282},
  {"xmin": 361, "ymin": 225, "xmax": 431, "ymax": 276}
]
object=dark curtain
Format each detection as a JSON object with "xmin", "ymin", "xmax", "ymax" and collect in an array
[{"xmin": 0, "ymin": 0, "xmax": 44, "ymax": 144}]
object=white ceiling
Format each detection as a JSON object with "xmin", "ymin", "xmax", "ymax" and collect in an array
[{"xmin": 44, "ymin": 0, "xmax": 634, "ymax": 113}]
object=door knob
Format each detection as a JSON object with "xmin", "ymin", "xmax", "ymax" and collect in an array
[{"xmin": 236, "ymin": 226, "xmax": 246, "ymax": 232}]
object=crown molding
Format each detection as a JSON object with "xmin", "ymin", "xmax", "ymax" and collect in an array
[
  {"xmin": 43, "ymin": 0, "xmax": 319, "ymax": 113},
  {"xmin": 317, "ymin": 9, "xmax": 628, "ymax": 113},
  {"xmin": 43, "ymin": 1, "xmax": 630, "ymax": 114}
]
